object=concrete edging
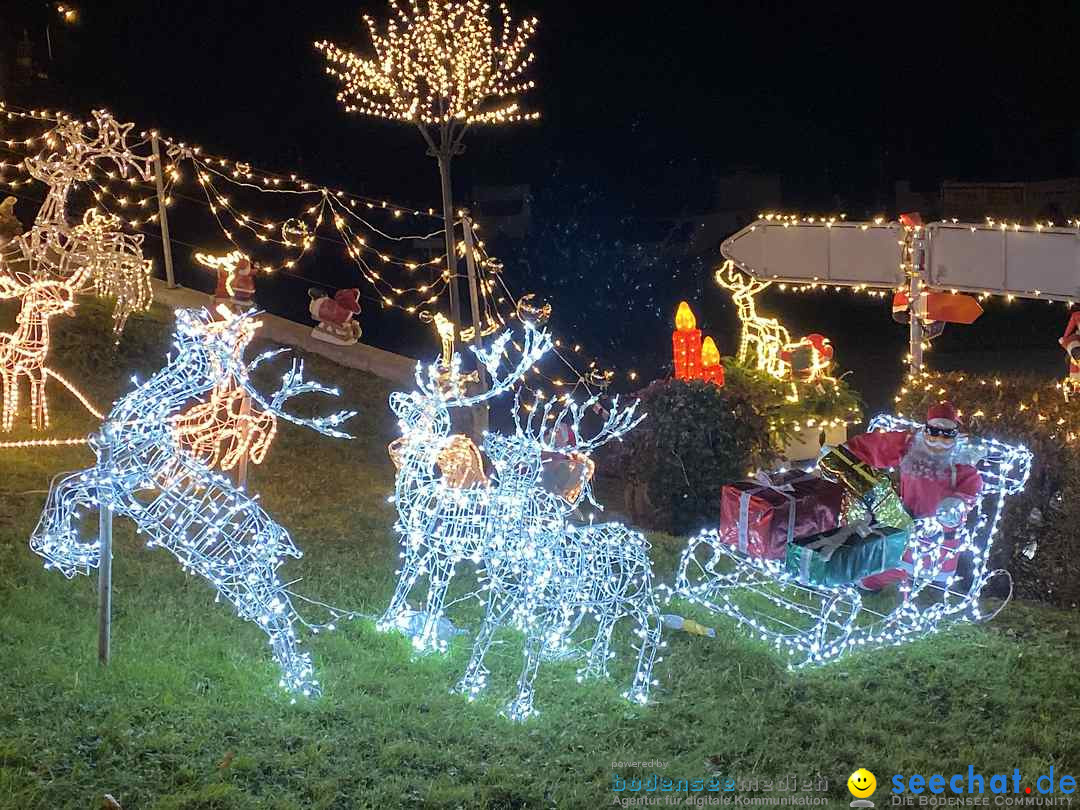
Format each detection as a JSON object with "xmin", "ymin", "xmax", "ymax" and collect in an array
[{"xmin": 149, "ymin": 279, "xmax": 418, "ymax": 385}]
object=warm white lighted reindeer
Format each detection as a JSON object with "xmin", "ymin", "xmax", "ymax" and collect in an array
[
  {"xmin": 12, "ymin": 109, "xmax": 155, "ymax": 334},
  {"xmin": 30, "ymin": 307, "xmax": 355, "ymax": 696},
  {"xmin": 0, "ymin": 266, "xmax": 95, "ymax": 431},
  {"xmin": 716, "ymin": 261, "xmax": 792, "ymax": 379},
  {"xmin": 715, "ymin": 261, "xmax": 835, "ymax": 391},
  {"xmin": 383, "ymin": 326, "xmax": 663, "ymax": 720}
]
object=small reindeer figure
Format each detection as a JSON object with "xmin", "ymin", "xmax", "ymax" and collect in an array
[
  {"xmin": 30, "ymin": 307, "xmax": 355, "ymax": 696},
  {"xmin": 0, "ymin": 267, "xmax": 91, "ymax": 431},
  {"xmin": 715, "ymin": 261, "xmax": 835, "ymax": 395},
  {"xmin": 455, "ymin": 391, "xmax": 662, "ymax": 721},
  {"xmin": 716, "ymin": 261, "xmax": 791, "ymax": 379}
]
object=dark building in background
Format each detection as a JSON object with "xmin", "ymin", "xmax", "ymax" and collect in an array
[
  {"xmin": 470, "ymin": 184, "xmax": 532, "ymax": 242},
  {"xmin": 895, "ymin": 178, "xmax": 1080, "ymax": 222}
]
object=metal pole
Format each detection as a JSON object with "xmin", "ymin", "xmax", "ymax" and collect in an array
[
  {"xmin": 237, "ymin": 392, "xmax": 251, "ymax": 490},
  {"xmin": 151, "ymin": 133, "xmax": 177, "ymax": 289},
  {"xmin": 436, "ymin": 151, "xmax": 462, "ymax": 338},
  {"xmin": 908, "ymin": 230, "xmax": 925, "ymax": 373},
  {"xmin": 97, "ymin": 445, "xmax": 113, "ymax": 666},
  {"xmin": 461, "ymin": 214, "xmax": 488, "ymax": 436}
]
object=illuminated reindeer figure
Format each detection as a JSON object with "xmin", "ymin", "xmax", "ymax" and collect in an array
[
  {"xmin": 12, "ymin": 110, "xmax": 154, "ymax": 334},
  {"xmin": 456, "ymin": 391, "xmax": 663, "ymax": 721},
  {"xmin": 716, "ymin": 261, "xmax": 836, "ymax": 397},
  {"xmin": 716, "ymin": 261, "xmax": 792, "ymax": 379},
  {"xmin": 383, "ymin": 326, "xmax": 662, "ymax": 719},
  {"xmin": 30, "ymin": 307, "xmax": 355, "ymax": 696},
  {"xmin": 0, "ymin": 267, "xmax": 97, "ymax": 431}
]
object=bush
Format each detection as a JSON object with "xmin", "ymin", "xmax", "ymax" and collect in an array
[
  {"xmin": 605, "ymin": 363, "xmax": 862, "ymax": 535},
  {"xmin": 896, "ymin": 369, "xmax": 1080, "ymax": 608}
]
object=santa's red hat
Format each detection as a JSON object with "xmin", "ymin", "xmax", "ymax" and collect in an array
[
  {"xmin": 333, "ymin": 288, "xmax": 361, "ymax": 313},
  {"xmin": 926, "ymin": 401, "xmax": 959, "ymax": 428}
]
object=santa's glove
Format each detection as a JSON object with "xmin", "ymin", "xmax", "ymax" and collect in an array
[{"xmin": 935, "ymin": 496, "xmax": 966, "ymax": 529}]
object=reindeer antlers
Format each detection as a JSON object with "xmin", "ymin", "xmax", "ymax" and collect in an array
[
  {"xmin": 242, "ymin": 358, "xmax": 356, "ymax": 440},
  {"xmin": 416, "ymin": 323, "xmax": 554, "ymax": 408}
]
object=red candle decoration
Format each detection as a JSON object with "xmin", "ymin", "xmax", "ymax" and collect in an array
[
  {"xmin": 673, "ymin": 301, "xmax": 702, "ymax": 380},
  {"xmin": 701, "ymin": 336, "xmax": 724, "ymax": 386}
]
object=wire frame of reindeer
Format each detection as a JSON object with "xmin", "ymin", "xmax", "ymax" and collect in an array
[
  {"xmin": 30, "ymin": 307, "xmax": 356, "ymax": 698},
  {"xmin": 381, "ymin": 324, "xmax": 666, "ymax": 720}
]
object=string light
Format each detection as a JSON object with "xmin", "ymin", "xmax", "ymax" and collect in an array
[
  {"xmin": 30, "ymin": 307, "xmax": 356, "ymax": 697},
  {"xmin": 671, "ymin": 413, "xmax": 1031, "ymax": 666},
  {"xmin": 380, "ymin": 325, "xmax": 662, "ymax": 720},
  {"xmin": 316, "ymin": 1, "xmax": 539, "ymax": 128}
]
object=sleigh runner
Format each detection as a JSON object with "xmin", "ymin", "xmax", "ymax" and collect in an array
[{"xmin": 670, "ymin": 414, "xmax": 1031, "ymax": 666}]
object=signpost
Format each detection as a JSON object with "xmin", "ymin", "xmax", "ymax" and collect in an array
[{"xmin": 722, "ymin": 216, "xmax": 1080, "ymax": 371}]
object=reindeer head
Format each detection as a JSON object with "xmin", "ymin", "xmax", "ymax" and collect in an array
[
  {"xmin": 510, "ymin": 387, "xmax": 646, "ymax": 508},
  {"xmin": 0, "ymin": 269, "xmax": 89, "ymax": 321},
  {"xmin": 170, "ymin": 307, "xmax": 355, "ymax": 439},
  {"xmin": 715, "ymin": 261, "xmax": 771, "ymax": 299}
]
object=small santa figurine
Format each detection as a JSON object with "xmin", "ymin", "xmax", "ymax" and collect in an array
[
  {"xmin": 842, "ymin": 401, "xmax": 982, "ymax": 589},
  {"xmin": 308, "ymin": 287, "xmax": 362, "ymax": 346},
  {"xmin": 0, "ymin": 196, "xmax": 23, "ymax": 246},
  {"xmin": 208, "ymin": 252, "xmax": 256, "ymax": 309},
  {"xmin": 1059, "ymin": 303, "xmax": 1080, "ymax": 381}
]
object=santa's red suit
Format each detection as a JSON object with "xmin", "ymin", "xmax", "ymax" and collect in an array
[{"xmin": 843, "ymin": 403, "xmax": 981, "ymax": 589}]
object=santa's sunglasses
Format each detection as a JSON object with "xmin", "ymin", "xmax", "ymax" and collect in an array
[{"xmin": 926, "ymin": 425, "xmax": 958, "ymax": 439}]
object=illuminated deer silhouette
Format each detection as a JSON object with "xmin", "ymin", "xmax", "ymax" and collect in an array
[
  {"xmin": 30, "ymin": 307, "xmax": 355, "ymax": 696},
  {"xmin": 383, "ymin": 326, "xmax": 662, "ymax": 719},
  {"xmin": 11, "ymin": 110, "xmax": 155, "ymax": 333},
  {"xmin": 0, "ymin": 267, "xmax": 96, "ymax": 431},
  {"xmin": 715, "ymin": 261, "xmax": 835, "ymax": 395}
]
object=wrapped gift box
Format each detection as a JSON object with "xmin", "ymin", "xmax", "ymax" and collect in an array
[
  {"xmin": 786, "ymin": 523, "xmax": 909, "ymax": 587},
  {"xmin": 719, "ymin": 472, "xmax": 845, "ymax": 559}
]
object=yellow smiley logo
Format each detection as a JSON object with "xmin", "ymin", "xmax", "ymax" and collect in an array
[{"xmin": 848, "ymin": 768, "xmax": 877, "ymax": 798}]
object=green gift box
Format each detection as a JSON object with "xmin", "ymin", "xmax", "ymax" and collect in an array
[{"xmin": 786, "ymin": 523, "xmax": 909, "ymax": 587}]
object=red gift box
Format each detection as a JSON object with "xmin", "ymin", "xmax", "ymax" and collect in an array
[{"xmin": 719, "ymin": 471, "xmax": 845, "ymax": 559}]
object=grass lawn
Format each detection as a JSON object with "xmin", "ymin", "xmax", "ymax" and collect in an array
[{"xmin": 0, "ymin": 300, "xmax": 1077, "ymax": 809}]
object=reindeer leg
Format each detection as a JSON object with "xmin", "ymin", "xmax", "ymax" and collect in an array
[
  {"xmin": 30, "ymin": 469, "xmax": 104, "ymax": 578},
  {"xmin": 377, "ymin": 541, "xmax": 428, "ymax": 634},
  {"xmin": 623, "ymin": 599, "xmax": 663, "ymax": 707},
  {"xmin": 2, "ymin": 370, "xmax": 18, "ymax": 431},
  {"xmin": 414, "ymin": 555, "xmax": 456, "ymax": 654},
  {"xmin": 582, "ymin": 612, "xmax": 617, "ymax": 680},
  {"xmin": 28, "ymin": 367, "xmax": 46, "ymax": 430},
  {"xmin": 455, "ymin": 588, "xmax": 513, "ymax": 699},
  {"xmin": 503, "ymin": 619, "xmax": 545, "ymax": 721}
]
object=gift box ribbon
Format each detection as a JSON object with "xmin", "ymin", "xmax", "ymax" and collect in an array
[{"xmin": 736, "ymin": 472, "xmax": 815, "ymax": 553}]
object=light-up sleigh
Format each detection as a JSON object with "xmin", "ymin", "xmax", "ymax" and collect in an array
[{"xmin": 670, "ymin": 415, "xmax": 1032, "ymax": 666}]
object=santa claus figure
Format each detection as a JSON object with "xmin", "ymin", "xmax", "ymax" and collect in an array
[
  {"xmin": 842, "ymin": 401, "xmax": 982, "ymax": 589},
  {"xmin": 210, "ymin": 252, "xmax": 256, "ymax": 309},
  {"xmin": 0, "ymin": 196, "xmax": 23, "ymax": 246},
  {"xmin": 1059, "ymin": 303, "xmax": 1080, "ymax": 383},
  {"xmin": 308, "ymin": 287, "xmax": 362, "ymax": 346}
]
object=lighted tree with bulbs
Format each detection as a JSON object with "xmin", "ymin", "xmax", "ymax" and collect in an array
[{"xmin": 315, "ymin": 0, "xmax": 539, "ymax": 338}]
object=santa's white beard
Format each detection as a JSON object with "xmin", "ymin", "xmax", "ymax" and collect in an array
[{"xmin": 899, "ymin": 430, "xmax": 957, "ymax": 481}]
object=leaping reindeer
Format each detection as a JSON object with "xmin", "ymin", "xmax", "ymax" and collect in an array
[
  {"xmin": 383, "ymin": 326, "xmax": 663, "ymax": 719},
  {"xmin": 30, "ymin": 307, "xmax": 355, "ymax": 696}
]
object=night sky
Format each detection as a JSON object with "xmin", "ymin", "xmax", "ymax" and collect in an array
[
  {"xmin": 18, "ymin": 0, "xmax": 1080, "ymax": 209},
  {"xmin": 4, "ymin": 0, "xmax": 1079, "ymax": 406}
]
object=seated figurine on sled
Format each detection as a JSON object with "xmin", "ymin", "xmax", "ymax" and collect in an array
[
  {"xmin": 309, "ymin": 287, "xmax": 362, "ymax": 346},
  {"xmin": 819, "ymin": 401, "xmax": 982, "ymax": 590}
]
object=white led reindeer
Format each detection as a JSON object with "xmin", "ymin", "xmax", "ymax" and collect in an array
[
  {"xmin": 383, "ymin": 325, "xmax": 663, "ymax": 720},
  {"xmin": 30, "ymin": 307, "xmax": 355, "ymax": 697}
]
